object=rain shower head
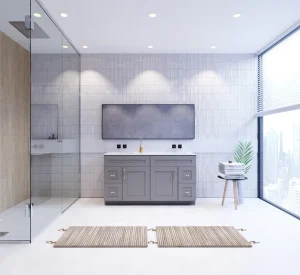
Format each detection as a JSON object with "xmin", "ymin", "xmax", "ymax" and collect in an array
[{"xmin": 9, "ymin": 20, "xmax": 49, "ymax": 39}]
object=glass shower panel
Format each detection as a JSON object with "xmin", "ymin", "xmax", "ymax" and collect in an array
[
  {"xmin": 0, "ymin": 0, "xmax": 31, "ymax": 242},
  {"xmin": 30, "ymin": 0, "xmax": 64, "ymax": 238},
  {"xmin": 61, "ymin": 37, "xmax": 80, "ymax": 212}
]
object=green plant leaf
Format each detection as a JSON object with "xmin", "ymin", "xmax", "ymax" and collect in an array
[{"xmin": 234, "ymin": 141, "xmax": 254, "ymax": 174}]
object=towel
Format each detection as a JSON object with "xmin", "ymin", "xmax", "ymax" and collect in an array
[{"xmin": 218, "ymin": 172, "xmax": 245, "ymax": 180}]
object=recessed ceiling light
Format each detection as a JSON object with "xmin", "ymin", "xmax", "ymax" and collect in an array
[
  {"xmin": 60, "ymin": 13, "xmax": 68, "ymax": 18},
  {"xmin": 233, "ymin": 13, "xmax": 241, "ymax": 18},
  {"xmin": 210, "ymin": 45, "xmax": 216, "ymax": 49},
  {"xmin": 148, "ymin": 45, "xmax": 153, "ymax": 49},
  {"xmin": 82, "ymin": 45, "xmax": 88, "ymax": 49},
  {"xmin": 33, "ymin": 13, "xmax": 41, "ymax": 18},
  {"xmin": 149, "ymin": 13, "xmax": 156, "ymax": 18},
  {"xmin": 62, "ymin": 45, "xmax": 68, "ymax": 49}
]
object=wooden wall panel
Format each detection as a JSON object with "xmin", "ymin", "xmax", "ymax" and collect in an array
[{"xmin": 0, "ymin": 31, "xmax": 30, "ymax": 213}]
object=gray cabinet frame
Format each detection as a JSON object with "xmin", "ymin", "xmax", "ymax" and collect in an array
[{"xmin": 104, "ymin": 155, "xmax": 196, "ymax": 204}]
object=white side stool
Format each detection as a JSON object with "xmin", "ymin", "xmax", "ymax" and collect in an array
[{"xmin": 218, "ymin": 176, "xmax": 247, "ymax": 210}]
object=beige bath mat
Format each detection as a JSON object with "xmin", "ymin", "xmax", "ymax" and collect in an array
[
  {"xmin": 155, "ymin": 226, "xmax": 252, "ymax": 248},
  {"xmin": 53, "ymin": 226, "xmax": 148, "ymax": 248}
]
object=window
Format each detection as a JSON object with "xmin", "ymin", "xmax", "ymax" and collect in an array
[
  {"xmin": 263, "ymin": 110, "xmax": 300, "ymax": 217},
  {"xmin": 259, "ymin": 27, "xmax": 300, "ymax": 218},
  {"xmin": 258, "ymin": 28, "xmax": 300, "ymax": 114}
]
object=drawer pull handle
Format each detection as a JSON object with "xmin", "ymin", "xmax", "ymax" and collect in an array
[
  {"xmin": 110, "ymin": 192, "xmax": 115, "ymax": 194},
  {"xmin": 110, "ymin": 174, "xmax": 115, "ymax": 177},
  {"xmin": 123, "ymin": 168, "xmax": 126, "ymax": 179},
  {"xmin": 185, "ymin": 174, "xmax": 189, "ymax": 177},
  {"xmin": 185, "ymin": 192, "xmax": 190, "ymax": 194},
  {"xmin": 174, "ymin": 169, "xmax": 177, "ymax": 180}
]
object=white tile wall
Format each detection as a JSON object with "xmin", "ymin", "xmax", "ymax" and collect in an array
[
  {"xmin": 31, "ymin": 104, "xmax": 58, "ymax": 139},
  {"xmin": 31, "ymin": 54, "xmax": 80, "ymax": 199},
  {"xmin": 31, "ymin": 54, "xmax": 80, "ymax": 140},
  {"xmin": 81, "ymin": 54, "xmax": 258, "ymax": 198},
  {"xmin": 31, "ymin": 154, "xmax": 52, "ymax": 197}
]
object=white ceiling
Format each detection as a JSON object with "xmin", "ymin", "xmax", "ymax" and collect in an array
[
  {"xmin": 38, "ymin": 0, "xmax": 300, "ymax": 54},
  {"xmin": 1, "ymin": 0, "xmax": 300, "ymax": 54}
]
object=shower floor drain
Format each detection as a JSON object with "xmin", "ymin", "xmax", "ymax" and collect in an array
[{"xmin": 0, "ymin": 232, "xmax": 9, "ymax": 237}]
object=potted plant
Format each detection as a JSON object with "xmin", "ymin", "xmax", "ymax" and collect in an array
[{"xmin": 234, "ymin": 141, "xmax": 254, "ymax": 204}]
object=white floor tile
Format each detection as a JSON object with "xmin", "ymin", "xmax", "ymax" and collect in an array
[{"xmin": 0, "ymin": 198, "xmax": 300, "ymax": 275}]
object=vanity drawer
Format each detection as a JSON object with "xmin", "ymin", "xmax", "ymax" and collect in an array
[
  {"xmin": 178, "ymin": 167, "xmax": 196, "ymax": 184},
  {"xmin": 178, "ymin": 184, "xmax": 196, "ymax": 201},
  {"xmin": 104, "ymin": 156, "xmax": 150, "ymax": 167},
  {"xmin": 104, "ymin": 167, "xmax": 123, "ymax": 184},
  {"xmin": 151, "ymin": 156, "xmax": 196, "ymax": 167},
  {"xmin": 104, "ymin": 184, "xmax": 122, "ymax": 201}
]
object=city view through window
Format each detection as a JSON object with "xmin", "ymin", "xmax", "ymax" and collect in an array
[{"xmin": 263, "ymin": 109, "xmax": 300, "ymax": 216}]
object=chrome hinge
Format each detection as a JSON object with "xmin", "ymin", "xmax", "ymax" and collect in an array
[{"xmin": 25, "ymin": 203, "xmax": 34, "ymax": 218}]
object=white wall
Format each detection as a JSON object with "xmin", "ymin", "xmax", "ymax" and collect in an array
[{"xmin": 81, "ymin": 54, "xmax": 258, "ymax": 198}]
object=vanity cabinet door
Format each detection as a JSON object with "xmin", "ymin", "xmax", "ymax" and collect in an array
[
  {"xmin": 123, "ymin": 167, "xmax": 150, "ymax": 201},
  {"xmin": 151, "ymin": 167, "xmax": 178, "ymax": 201}
]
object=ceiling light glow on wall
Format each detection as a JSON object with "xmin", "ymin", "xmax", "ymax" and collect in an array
[
  {"xmin": 148, "ymin": 46, "xmax": 153, "ymax": 49},
  {"xmin": 60, "ymin": 13, "xmax": 68, "ymax": 18},
  {"xmin": 82, "ymin": 45, "xmax": 88, "ymax": 49},
  {"xmin": 62, "ymin": 45, "xmax": 68, "ymax": 49},
  {"xmin": 149, "ymin": 13, "xmax": 156, "ymax": 18},
  {"xmin": 210, "ymin": 45, "xmax": 216, "ymax": 49},
  {"xmin": 33, "ymin": 13, "xmax": 41, "ymax": 18},
  {"xmin": 233, "ymin": 13, "xmax": 241, "ymax": 18}
]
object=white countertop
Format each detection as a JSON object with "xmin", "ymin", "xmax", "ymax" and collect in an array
[{"xmin": 103, "ymin": 152, "xmax": 196, "ymax": 156}]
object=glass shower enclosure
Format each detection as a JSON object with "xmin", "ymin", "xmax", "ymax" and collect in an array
[{"xmin": 0, "ymin": 0, "xmax": 80, "ymax": 243}]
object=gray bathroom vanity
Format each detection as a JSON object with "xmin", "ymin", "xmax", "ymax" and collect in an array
[{"xmin": 104, "ymin": 153, "xmax": 196, "ymax": 204}]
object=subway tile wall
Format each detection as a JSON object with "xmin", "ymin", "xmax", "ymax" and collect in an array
[
  {"xmin": 31, "ymin": 54, "xmax": 80, "ymax": 200},
  {"xmin": 31, "ymin": 154, "xmax": 80, "ymax": 198},
  {"xmin": 31, "ymin": 54, "xmax": 80, "ymax": 140},
  {"xmin": 81, "ymin": 54, "xmax": 258, "ymax": 198},
  {"xmin": 31, "ymin": 104, "xmax": 58, "ymax": 139}
]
